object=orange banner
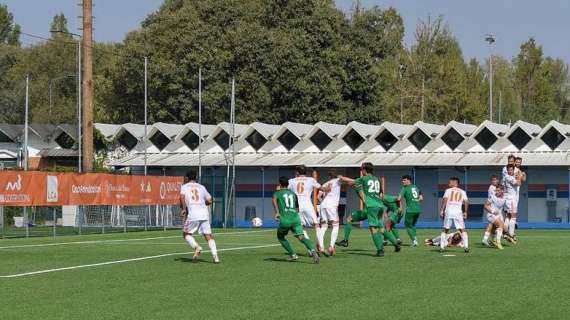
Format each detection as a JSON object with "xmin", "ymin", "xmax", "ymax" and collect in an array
[{"xmin": 0, "ymin": 171, "xmax": 183, "ymax": 206}]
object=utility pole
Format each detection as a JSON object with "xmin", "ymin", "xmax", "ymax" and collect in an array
[
  {"xmin": 485, "ymin": 34, "xmax": 496, "ymax": 122},
  {"xmin": 82, "ymin": 0, "xmax": 94, "ymax": 172}
]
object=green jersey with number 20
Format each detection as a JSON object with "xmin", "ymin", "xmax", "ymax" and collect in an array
[{"xmin": 354, "ymin": 175, "xmax": 382, "ymax": 208}]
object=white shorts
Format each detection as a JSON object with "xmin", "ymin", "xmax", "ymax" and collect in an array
[
  {"xmin": 505, "ymin": 194, "xmax": 518, "ymax": 214},
  {"xmin": 183, "ymin": 219, "xmax": 212, "ymax": 235},
  {"xmin": 443, "ymin": 215, "xmax": 465, "ymax": 230},
  {"xmin": 320, "ymin": 207, "xmax": 339, "ymax": 223},
  {"xmin": 299, "ymin": 206, "xmax": 318, "ymax": 227},
  {"xmin": 486, "ymin": 213, "xmax": 503, "ymax": 224}
]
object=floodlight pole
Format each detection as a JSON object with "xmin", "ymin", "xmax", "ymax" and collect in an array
[
  {"xmin": 24, "ymin": 74, "xmax": 29, "ymax": 238},
  {"xmin": 198, "ymin": 67, "xmax": 202, "ymax": 182},
  {"xmin": 144, "ymin": 56, "xmax": 149, "ymax": 232},
  {"xmin": 485, "ymin": 34, "xmax": 496, "ymax": 122}
]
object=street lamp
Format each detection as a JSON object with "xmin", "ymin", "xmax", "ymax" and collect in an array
[
  {"xmin": 485, "ymin": 34, "xmax": 496, "ymax": 121},
  {"xmin": 50, "ymin": 29, "xmax": 82, "ymax": 173}
]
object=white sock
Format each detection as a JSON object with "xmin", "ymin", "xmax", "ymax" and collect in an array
[
  {"xmin": 317, "ymin": 224, "xmax": 327, "ymax": 250},
  {"xmin": 462, "ymin": 231, "xmax": 469, "ymax": 249},
  {"xmin": 330, "ymin": 223, "xmax": 339, "ymax": 248},
  {"xmin": 482, "ymin": 231, "xmax": 490, "ymax": 243},
  {"xmin": 509, "ymin": 218, "xmax": 517, "ymax": 236},
  {"xmin": 185, "ymin": 234, "xmax": 199, "ymax": 249},
  {"xmin": 208, "ymin": 239, "xmax": 218, "ymax": 256},
  {"xmin": 504, "ymin": 217, "xmax": 510, "ymax": 229},
  {"xmin": 303, "ymin": 230, "xmax": 310, "ymax": 240},
  {"xmin": 496, "ymin": 228, "xmax": 503, "ymax": 243},
  {"xmin": 440, "ymin": 232, "xmax": 447, "ymax": 249}
]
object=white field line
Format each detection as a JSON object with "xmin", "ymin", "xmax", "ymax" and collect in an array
[
  {"xmin": 0, "ymin": 243, "xmax": 281, "ymax": 279},
  {"xmin": 0, "ymin": 229, "xmax": 273, "ymax": 250}
]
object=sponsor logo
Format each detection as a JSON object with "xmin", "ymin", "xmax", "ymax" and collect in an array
[
  {"xmin": 140, "ymin": 181, "xmax": 152, "ymax": 192},
  {"xmin": 71, "ymin": 185, "xmax": 102, "ymax": 194},
  {"xmin": 5, "ymin": 174, "xmax": 22, "ymax": 191},
  {"xmin": 47, "ymin": 175, "xmax": 59, "ymax": 202},
  {"xmin": 159, "ymin": 181, "xmax": 181, "ymax": 199}
]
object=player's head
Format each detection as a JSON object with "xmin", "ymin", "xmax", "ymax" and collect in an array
[
  {"xmin": 515, "ymin": 157, "xmax": 523, "ymax": 167},
  {"xmin": 328, "ymin": 168, "xmax": 337, "ymax": 179},
  {"xmin": 490, "ymin": 174, "xmax": 499, "ymax": 186},
  {"xmin": 401, "ymin": 175, "xmax": 412, "ymax": 186},
  {"xmin": 507, "ymin": 164, "xmax": 515, "ymax": 175},
  {"xmin": 448, "ymin": 176, "xmax": 460, "ymax": 188},
  {"xmin": 295, "ymin": 165, "xmax": 306, "ymax": 176},
  {"xmin": 279, "ymin": 176, "xmax": 289, "ymax": 188},
  {"xmin": 361, "ymin": 162, "xmax": 374, "ymax": 175},
  {"xmin": 495, "ymin": 184, "xmax": 504, "ymax": 197},
  {"xmin": 186, "ymin": 171, "xmax": 198, "ymax": 182},
  {"xmin": 507, "ymin": 154, "xmax": 515, "ymax": 165}
]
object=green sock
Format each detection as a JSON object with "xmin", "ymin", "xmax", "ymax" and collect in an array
[
  {"xmin": 407, "ymin": 226, "xmax": 416, "ymax": 242},
  {"xmin": 300, "ymin": 237, "xmax": 315, "ymax": 251},
  {"xmin": 391, "ymin": 228, "xmax": 400, "ymax": 240},
  {"xmin": 371, "ymin": 232, "xmax": 384, "ymax": 251},
  {"xmin": 278, "ymin": 239, "xmax": 295, "ymax": 255},
  {"xmin": 343, "ymin": 223, "xmax": 353, "ymax": 241},
  {"xmin": 383, "ymin": 230, "xmax": 398, "ymax": 246}
]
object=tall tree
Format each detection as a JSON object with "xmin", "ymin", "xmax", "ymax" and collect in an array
[{"xmin": 0, "ymin": 4, "xmax": 20, "ymax": 45}]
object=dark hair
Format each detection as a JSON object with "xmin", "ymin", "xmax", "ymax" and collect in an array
[
  {"xmin": 328, "ymin": 168, "xmax": 337, "ymax": 178},
  {"xmin": 361, "ymin": 162, "xmax": 374, "ymax": 174},
  {"xmin": 507, "ymin": 164, "xmax": 515, "ymax": 169},
  {"xmin": 490, "ymin": 174, "xmax": 498, "ymax": 180},
  {"xmin": 495, "ymin": 184, "xmax": 503, "ymax": 190},
  {"xmin": 515, "ymin": 157, "xmax": 522, "ymax": 161},
  {"xmin": 186, "ymin": 171, "xmax": 198, "ymax": 181},
  {"xmin": 507, "ymin": 154, "xmax": 515, "ymax": 161},
  {"xmin": 450, "ymin": 176, "xmax": 460, "ymax": 184},
  {"xmin": 279, "ymin": 176, "xmax": 289, "ymax": 188},
  {"xmin": 402, "ymin": 174, "xmax": 412, "ymax": 181},
  {"xmin": 295, "ymin": 165, "xmax": 306, "ymax": 175}
]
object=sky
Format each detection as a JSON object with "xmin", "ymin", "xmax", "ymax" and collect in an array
[{"xmin": 3, "ymin": 0, "xmax": 570, "ymax": 62}]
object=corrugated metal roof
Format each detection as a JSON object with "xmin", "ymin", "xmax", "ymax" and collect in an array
[{"xmin": 37, "ymin": 148, "xmax": 78, "ymax": 157}]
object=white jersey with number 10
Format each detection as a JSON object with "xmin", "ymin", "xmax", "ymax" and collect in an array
[{"xmin": 443, "ymin": 187, "xmax": 468, "ymax": 217}]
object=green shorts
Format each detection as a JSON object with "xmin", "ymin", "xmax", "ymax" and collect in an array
[
  {"xmin": 278, "ymin": 220, "xmax": 304, "ymax": 237},
  {"xmin": 351, "ymin": 207, "xmax": 384, "ymax": 228},
  {"xmin": 405, "ymin": 211, "xmax": 421, "ymax": 227},
  {"xmin": 390, "ymin": 212, "xmax": 403, "ymax": 224}
]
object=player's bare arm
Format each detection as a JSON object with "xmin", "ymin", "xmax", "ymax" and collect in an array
[
  {"xmin": 463, "ymin": 200, "xmax": 469, "ymax": 219},
  {"xmin": 338, "ymin": 175, "xmax": 356, "ymax": 186},
  {"xmin": 440, "ymin": 197, "xmax": 448, "ymax": 218},
  {"xmin": 180, "ymin": 194, "xmax": 187, "ymax": 218},
  {"xmin": 272, "ymin": 196, "xmax": 280, "ymax": 221}
]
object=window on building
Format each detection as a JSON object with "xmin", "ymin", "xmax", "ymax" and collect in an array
[
  {"xmin": 277, "ymin": 130, "xmax": 300, "ymax": 150},
  {"xmin": 375, "ymin": 130, "xmax": 398, "ymax": 151},
  {"xmin": 507, "ymin": 127, "xmax": 532, "ymax": 149},
  {"xmin": 541, "ymin": 127, "xmax": 565, "ymax": 150},
  {"xmin": 310, "ymin": 129, "xmax": 332, "ymax": 150},
  {"xmin": 0, "ymin": 131, "xmax": 14, "ymax": 143},
  {"xmin": 246, "ymin": 130, "xmax": 268, "ymax": 151},
  {"xmin": 342, "ymin": 129, "xmax": 365, "ymax": 150},
  {"xmin": 408, "ymin": 129, "xmax": 431, "ymax": 150},
  {"xmin": 441, "ymin": 127, "xmax": 464, "ymax": 150},
  {"xmin": 117, "ymin": 131, "xmax": 138, "ymax": 151},
  {"xmin": 214, "ymin": 130, "xmax": 231, "ymax": 149},
  {"xmin": 149, "ymin": 131, "xmax": 171, "ymax": 151},
  {"xmin": 55, "ymin": 132, "xmax": 75, "ymax": 149},
  {"xmin": 474, "ymin": 127, "xmax": 497, "ymax": 150},
  {"xmin": 181, "ymin": 131, "xmax": 200, "ymax": 150}
]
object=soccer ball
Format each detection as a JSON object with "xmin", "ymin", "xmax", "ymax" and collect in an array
[{"xmin": 251, "ymin": 217, "xmax": 263, "ymax": 228}]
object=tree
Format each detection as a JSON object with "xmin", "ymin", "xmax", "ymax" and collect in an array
[{"xmin": 0, "ymin": 4, "xmax": 20, "ymax": 45}]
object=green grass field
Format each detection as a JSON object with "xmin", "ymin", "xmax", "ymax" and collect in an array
[{"xmin": 1, "ymin": 228, "xmax": 569, "ymax": 320}]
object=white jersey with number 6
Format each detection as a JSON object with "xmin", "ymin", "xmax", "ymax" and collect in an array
[
  {"xmin": 288, "ymin": 177, "xmax": 321, "ymax": 208},
  {"xmin": 180, "ymin": 182, "xmax": 212, "ymax": 221},
  {"xmin": 443, "ymin": 187, "xmax": 468, "ymax": 218}
]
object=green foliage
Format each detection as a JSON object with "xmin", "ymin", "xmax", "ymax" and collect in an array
[{"xmin": 0, "ymin": 4, "xmax": 20, "ymax": 45}]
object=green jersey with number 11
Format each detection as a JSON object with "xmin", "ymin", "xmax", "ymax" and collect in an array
[
  {"xmin": 354, "ymin": 175, "xmax": 382, "ymax": 208},
  {"xmin": 274, "ymin": 189, "xmax": 300, "ymax": 224}
]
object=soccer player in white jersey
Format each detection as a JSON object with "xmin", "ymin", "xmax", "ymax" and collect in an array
[
  {"xmin": 288, "ymin": 165, "xmax": 323, "ymax": 242},
  {"xmin": 482, "ymin": 174, "xmax": 500, "ymax": 246},
  {"xmin": 483, "ymin": 184, "xmax": 511, "ymax": 250},
  {"xmin": 318, "ymin": 169, "xmax": 341, "ymax": 256},
  {"xmin": 439, "ymin": 177, "xmax": 469, "ymax": 253},
  {"xmin": 180, "ymin": 171, "xmax": 220, "ymax": 264},
  {"xmin": 503, "ymin": 164, "xmax": 522, "ymax": 240}
]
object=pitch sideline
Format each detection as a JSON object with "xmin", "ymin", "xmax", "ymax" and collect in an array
[{"xmin": 0, "ymin": 243, "xmax": 281, "ymax": 278}]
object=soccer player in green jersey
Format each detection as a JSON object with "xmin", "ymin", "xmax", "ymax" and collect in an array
[
  {"xmin": 335, "ymin": 163, "xmax": 401, "ymax": 257},
  {"xmin": 382, "ymin": 194, "xmax": 403, "ymax": 245},
  {"xmin": 398, "ymin": 175, "xmax": 423, "ymax": 247},
  {"xmin": 273, "ymin": 176, "xmax": 320, "ymax": 264}
]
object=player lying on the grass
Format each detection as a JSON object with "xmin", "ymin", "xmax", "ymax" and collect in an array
[
  {"xmin": 335, "ymin": 162, "xmax": 401, "ymax": 257},
  {"xmin": 381, "ymin": 194, "xmax": 402, "ymax": 246},
  {"xmin": 425, "ymin": 231, "xmax": 463, "ymax": 247},
  {"xmin": 397, "ymin": 175, "xmax": 423, "ymax": 247},
  {"xmin": 481, "ymin": 185, "xmax": 512, "ymax": 250},
  {"xmin": 180, "ymin": 171, "xmax": 220, "ymax": 264},
  {"xmin": 439, "ymin": 176, "xmax": 469, "ymax": 253},
  {"xmin": 288, "ymin": 165, "xmax": 326, "ymax": 244},
  {"xmin": 273, "ymin": 176, "xmax": 320, "ymax": 264},
  {"xmin": 317, "ymin": 169, "xmax": 341, "ymax": 256},
  {"xmin": 502, "ymin": 164, "xmax": 522, "ymax": 241}
]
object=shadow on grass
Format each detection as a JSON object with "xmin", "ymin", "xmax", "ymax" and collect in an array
[
  {"xmin": 263, "ymin": 257, "xmax": 313, "ymax": 264},
  {"xmin": 345, "ymin": 251, "xmax": 377, "ymax": 257},
  {"xmin": 174, "ymin": 257, "xmax": 213, "ymax": 264}
]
